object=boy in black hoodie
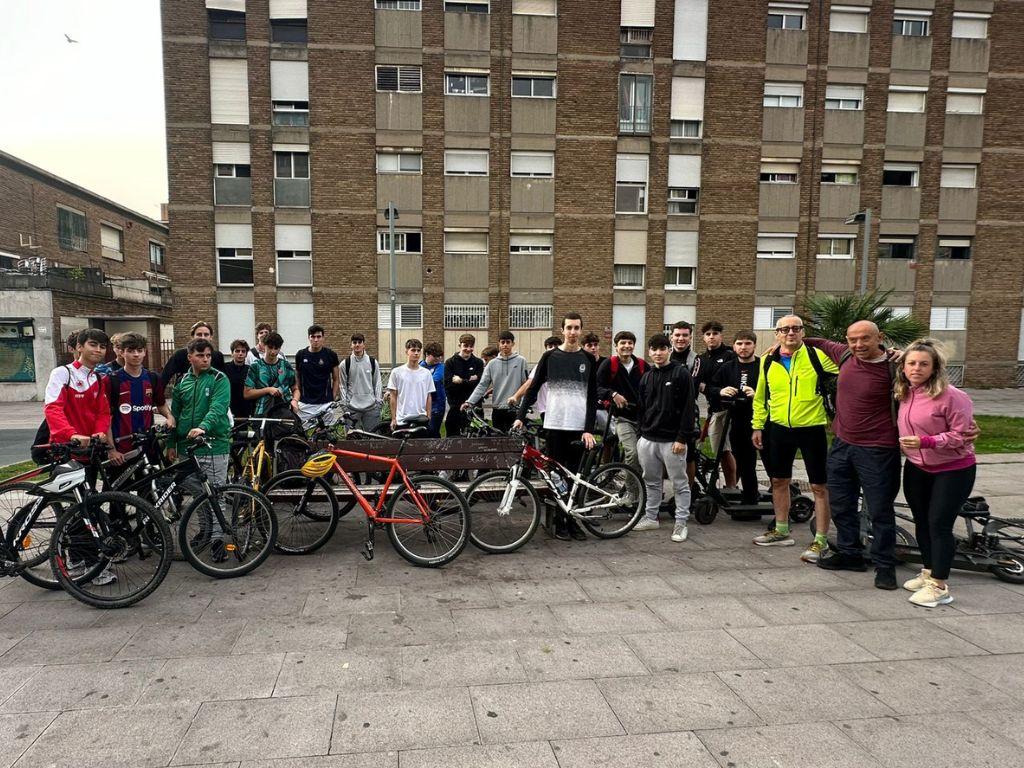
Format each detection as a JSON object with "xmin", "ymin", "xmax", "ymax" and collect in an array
[
  {"xmin": 596, "ymin": 330, "xmax": 646, "ymax": 471},
  {"xmin": 634, "ymin": 333, "xmax": 697, "ymax": 542},
  {"xmin": 443, "ymin": 333, "xmax": 484, "ymax": 437}
]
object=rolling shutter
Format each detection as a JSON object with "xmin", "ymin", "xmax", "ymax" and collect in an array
[
  {"xmin": 270, "ymin": 60, "xmax": 308, "ymax": 101},
  {"xmin": 210, "ymin": 59, "xmax": 249, "ymax": 125},
  {"xmin": 275, "ymin": 224, "xmax": 312, "ymax": 251},
  {"xmin": 621, "ymin": 0, "xmax": 655, "ymax": 27},
  {"xmin": 206, "ymin": 0, "xmax": 245, "ymax": 11},
  {"xmin": 616, "ymin": 154, "xmax": 648, "ymax": 183},
  {"xmin": 215, "ymin": 223, "xmax": 253, "ymax": 249},
  {"xmin": 668, "ymin": 155, "xmax": 701, "ymax": 187},
  {"xmin": 665, "ymin": 231, "xmax": 698, "ymax": 267},
  {"xmin": 212, "ymin": 142, "xmax": 251, "ymax": 165},
  {"xmin": 671, "ymin": 77, "xmax": 705, "ymax": 121},
  {"xmin": 673, "ymin": 0, "xmax": 708, "ymax": 61},
  {"xmin": 269, "ymin": 0, "xmax": 307, "ymax": 18}
]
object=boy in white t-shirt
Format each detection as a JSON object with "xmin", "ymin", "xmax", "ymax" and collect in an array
[{"xmin": 387, "ymin": 338, "xmax": 435, "ymax": 430}]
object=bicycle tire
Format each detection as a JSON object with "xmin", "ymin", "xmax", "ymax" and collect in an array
[
  {"xmin": 178, "ymin": 484, "xmax": 278, "ymax": 578},
  {"xmin": 262, "ymin": 470, "xmax": 340, "ymax": 555},
  {"xmin": 465, "ymin": 469, "xmax": 541, "ymax": 554},
  {"xmin": 990, "ymin": 549, "xmax": 1024, "ymax": 584},
  {"xmin": 578, "ymin": 462, "xmax": 646, "ymax": 539},
  {"xmin": 385, "ymin": 475, "xmax": 470, "ymax": 567},
  {"xmin": 50, "ymin": 491, "xmax": 172, "ymax": 609},
  {"xmin": 0, "ymin": 482, "xmax": 70, "ymax": 591}
]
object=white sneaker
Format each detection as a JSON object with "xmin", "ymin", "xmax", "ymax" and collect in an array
[
  {"xmin": 90, "ymin": 568, "xmax": 118, "ymax": 586},
  {"xmin": 909, "ymin": 579, "xmax": 953, "ymax": 608},
  {"xmin": 671, "ymin": 522, "xmax": 688, "ymax": 542},
  {"xmin": 633, "ymin": 518, "xmax": 660, "ymax": 532},
  {"xmin": 903, "ymin": 568, "xmax": 931, "ymax": 592}
]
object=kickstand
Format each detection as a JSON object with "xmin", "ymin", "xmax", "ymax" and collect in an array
[{"xmin": 362, "ymin": 517, "xmax": 375, "ymax": 561}]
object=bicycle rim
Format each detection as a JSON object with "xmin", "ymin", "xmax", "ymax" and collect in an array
[
  {"xmin": 385, "ymin": 476, "xmax": 470, "ymax": 566},
  {"xmin": 465, "ymin": 470, "xmax": 540, "ymax": 554},
  {"xmin": 51, "ymin": 492, "xmax": 172, "ymax": 609},
  {"xmin": 0, "ymin": 483, "xmax": 66, "ymax": 590},
  {"xmin": 263, "ymin": 471, "xmax": 339, "ymax": 555},
  {"xmin": 179, "ymin": 485, "xmax": 277, "ymax": 578},
  {"xmin": 578, "ymin": 463, "xmax": 646, "ymax": 538}
]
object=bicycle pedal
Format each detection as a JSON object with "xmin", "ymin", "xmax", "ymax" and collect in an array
[{"xmin": 362, "ymin": 540, "xmax": 374, "ymax": 561}]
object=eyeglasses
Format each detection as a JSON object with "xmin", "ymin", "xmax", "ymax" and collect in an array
[{"xmin": 775, "ymin": 325, "xmax": 804, "ymax": 334}]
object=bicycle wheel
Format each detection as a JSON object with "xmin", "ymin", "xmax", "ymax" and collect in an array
[
  {"xmin": 465, "ymin": 470, "xmax": 541, "ymax": 554},
  {"xmin": 385, "ymin": 475, "xmax": 470, "ymax": 567},
  {"xmin": 50, "ymin": 491, "xmax": 172, "ymax": 609},
  {"xmin": 0, "ymin": 482, "xmax": 71, "ymax": 590},
  {"xmin": 578, "ymin": 462, "xmax": 645, "ymax": 539},
  {"xmin": 262, "ymin": 470, "xmax": 340, "ymax": 555},
  {"xmin": 178, "ymin": 484, "xmax": 277, "ymax": 578}
]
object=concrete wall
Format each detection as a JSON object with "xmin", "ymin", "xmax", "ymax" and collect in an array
[{"xmin": 0, "ymin": 290, "xmax": 55, "ymax": 401}]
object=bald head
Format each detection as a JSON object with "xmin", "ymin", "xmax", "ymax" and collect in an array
[{"xmin": 846, "ymin": 320, "xmax": 884, "ymax": 360}]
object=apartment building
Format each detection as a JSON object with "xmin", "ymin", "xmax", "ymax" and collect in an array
[{"xmin": 162, "ymin": 0, "xmax": 1023, "ymax": 385}]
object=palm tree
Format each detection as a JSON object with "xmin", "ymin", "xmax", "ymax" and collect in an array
[{"xmin": 802, "ymin": 289, "xmax": 927, "ymax": 346}]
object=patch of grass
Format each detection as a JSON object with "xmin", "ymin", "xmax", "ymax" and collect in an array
[
  {"xmin": 0, "ymin": 460, "xmax": 40, "ymax": 484},
  {"xmin": 973, "ymin": 416, "xmax": 1024, "ymax": 455}
]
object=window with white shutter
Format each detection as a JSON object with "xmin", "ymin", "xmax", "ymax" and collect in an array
[
  {"xmin": 271, "ymin": 60, "xmax": 308, "ymax": 102},
  {"xmin": 100, "ymin": 224, "xmax": 123, "ymax": 262},
  {"xmin": 756, "ymin": 234, "xmax": 797, "ymax": 259},
  {"xmin": 760, "ymin": 160, "xmax": 799, "ymax": 183},
  {"xmin": 444, "ymin": 150, "xmax": 489, "ymax": 176},
  {"xmin": 210, "ymin": 59, "xmax": 249, "ymax": 124},
  {"xmin": 940, "ymin": 165, "xmax": 977, "ymax": 189},
  {"xmin": 615, "ymin": 154, "xmax": 649, "ymax": 214},
  {"xmin": 509, "ymin": 234, "xmax": 553, "ymax": 254},
  {"xmin": 510, "ymin": 152, "xmax": 554, "ymax": 178},
  {"xmin": 670, "ymin": 77, "xmax": 705, "ymax": 139},
  {"xmin": 829, "ymin": 6, "xmax": 869, "ymax": 33},
  {"xmin": 763, "ymin": 82, "xmax": 803, "ymax": 108},
  {"xmin": 767, "ymin": 3, "xmax": 806, "ymax": 30},
  {"xmin": 620, "ymin": 0, "xmax": 655, "ymax": 27},
  {"xmin": 376, "ymin": 152, "xmax": 422, "ymax": 174},
  {"xmin": 882, "ymin": 163, "xmax": 919, "ymax": 187},
  {"xmin": 668, "ymin": 155, "xmax": 700, "ymax": 214},
  {"xmin": 946, "ymin": 89, "xmax": 984, "ymax": 114},
  {"xmin": 665, "ymin": 231, "xmax": 697, "ymax": 289},
  {"xmin": 893, "ymin": 9, "xmax": 930, "ymax": 37},
  {"xmin": 821, "ymin": 162, "xmax": 859, "ymax": 185},
  {"xmin": 825, "ymin": 84, "xmax": 864, "ymax": 110},
  {"xmin": 269, "ymin": 0, "xmax": 306, "ymax": 18},
  {"xmin": 673, "ymin": 0, "xmax": 708, "ymax": 61},
  {"xmin": 215, "ymin": 223, "xmax": 254, "ymax": 285},
  {"xmin": 275, "ymin": 224, "xmax": 312, "ymax": 286},
  {"xmin": 952, "ymin": 13, "xmax": 988, "ymax": 39},
  {"xmin": 937, "ymin": 238, "xmax": 972, "ymax": 260},
  {"xmin": 512, "ymin": 0, "xmax": 555, "ymax": 15},
  {"xmin": 376, "ymin": 0, "xmax": 422, "ymax": 9},
  {"xmin": 376, "ymin": 65, "xmax": 422, "ymax": 93},
  {"xmin": 444, "ymin": 232, "xmax": 488, "ymax": 253},
  {"xmin": 888, "ymin": 87, "xmax": 926, "ymax": 113},
  {"xmin": 817, "ymin": 235, "xmax": 854, "ymax": 258},
  {"xmin": 930, "ymin": 307, "xmax": 967, "ymax": 331},
  {"xmin": 754, "ymin": 306, "xmax": 793, "ymax": 329},
  {"xmin": 378, "ymin": 304, "xmax": 423, "ymax": 329}
]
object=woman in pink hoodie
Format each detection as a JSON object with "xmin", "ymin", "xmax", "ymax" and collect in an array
[{"xmin": 895, "ymin": 339, "xmax": 976, "ymax": 608}]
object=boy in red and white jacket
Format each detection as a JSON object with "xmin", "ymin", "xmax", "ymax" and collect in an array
[{"xmin": 44, "ymin": 328, "xmax": 112, "ymax": 446}]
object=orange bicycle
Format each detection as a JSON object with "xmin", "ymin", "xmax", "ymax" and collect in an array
[{"xmin": 266, "ymin": 421, "xmax": 471, "ymax": 566}]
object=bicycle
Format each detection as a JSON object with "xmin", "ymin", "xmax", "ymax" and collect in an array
[
  {"xmin": 463, "ymin": 424, "xmax": 646, "ymax": 553},
  {"xmin": 263, "ymin": 419, "xmax": 471, "ymax": 564},
  {"xmin": 228, "ymin": 415, "xmax": 305, "ymax": 484}
]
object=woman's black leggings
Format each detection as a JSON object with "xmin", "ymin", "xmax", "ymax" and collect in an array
[{"xmin": 902, "ymin": 461, "xmax": 977, "ymax": 581}]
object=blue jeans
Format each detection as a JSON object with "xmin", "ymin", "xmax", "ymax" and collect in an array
[
  {"xmin": 428, "ymin": 410, "xmax": 444, "ymax": 438},
  {"xmin": 826, "ymin": 438, "xmax": 901, "ymax": 567}
]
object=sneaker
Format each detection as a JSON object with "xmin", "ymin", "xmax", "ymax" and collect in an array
[
  {"xmin": 874, "ymin": 566, "xmax": 898, "ymax": 591},
  {"xmin": 816, "ymin": 551, "xmax": 868, "ymax": 572},
  {"xmin": 568, "ymin": 521, "xmax": 587, "ymax": 541},
  {"xmin": 800, "ymin": 539, "xmax": 829, "ymax": 563},
  {"xmin": 903, "ymin": 568, "xmax": 932, "ymax": 592},
  {"xmin": 633, "ymin": 518, "xmax": 661, "ymax": 532},
  {"xmin": 211, "ymin": 539, "xmax": 228, "ymax": 563},
  {"xmin": 909, "ymin": 579, "xmax": 954, "ymax": 607},
  {"xmin": 753, "ymin": 528, "xmax": 795, "ymax": 547},
  {"xmin": 90, "ymin": 568, "xmax": 118, "ymax": 586},
  {"xmin": 671, "ymin": 522, "xmax": 688, "ymax": 542}
]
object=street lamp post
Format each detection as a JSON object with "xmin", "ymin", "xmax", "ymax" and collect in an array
[
  {"xmin": 846, "ymin": 208, "xmax": 872, "ymax": 295},
  {"xmin": 385, "ymin": 202, "xmax": 399, "ymax": 367}
]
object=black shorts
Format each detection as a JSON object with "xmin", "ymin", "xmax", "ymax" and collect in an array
[{"xmin": 764, "ymin": 423, "xmax": 828, "ymax": 485}]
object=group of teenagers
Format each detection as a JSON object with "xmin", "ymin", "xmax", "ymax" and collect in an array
[{"xmin": 43, "ymin": 309, "xmax": 978, "ymax": 607}]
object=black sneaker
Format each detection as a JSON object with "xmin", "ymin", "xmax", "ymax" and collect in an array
[
  {"xmin": 874, "ymin": 566, "xmax": 898, "ymax": 590},
  {"xmin": 568, "ymin": 522, "xmax": 587, "ymax": 541},
  {"xmin": 817, "ymin": 551, "xmax": 867, "ymax": 572}
]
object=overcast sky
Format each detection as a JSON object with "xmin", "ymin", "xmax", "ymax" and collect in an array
[{"xmin": 0, "ymin": 0, "xmax": 167, "ymax": 220}]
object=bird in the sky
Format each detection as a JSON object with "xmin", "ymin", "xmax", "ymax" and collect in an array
[{"xmin": 64, "ymin": 33, "xmax": 78, "ymax": 43}]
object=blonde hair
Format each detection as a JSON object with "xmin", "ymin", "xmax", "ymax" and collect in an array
[{"xmin": 894, "ymin": 338, "xmax": 949, "ymax": 401}]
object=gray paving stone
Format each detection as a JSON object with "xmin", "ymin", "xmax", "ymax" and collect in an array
[
  {"xmin": 551, "ymin": 601, "xmax": 667, "ymax": 635},
  {"xmin": 511, "ymin": 554, "xmax": 615, "ymax": 579},
  {"xmin": 624, "ymin": 629, "xmax": 765, "ymax": 674},
  {"xmin": 717, "ymin": 666, "xmax": 895, "ymax": 725},
  {"xmin": 679, "ymin": 549, "xmax": 776, "ymax": 572},
  {"xmin": 943, "ymin": 584, "xmax": 1024, "ymax": 614},
  {"xmin": 1, "ymin": 659, "xmax": 163, "ymax": 713},
  {"xmin": 331, "ymin": 688, "xmax": 477, "ymax": 754},
  {"xmin": 740, "ymin": 592, "xmax": 867, "ymax": 625},
  {"xmin": 274, "ymin": 650, "xmax": 399, "ymax": 697},
  {"xmin": 399, "ymin": 741, "xmax": 558, "ymax": 768},
  {"xmin": 0, "ymin": 626, "xmax": 138, "ymax": 667},
  {"xmin": 18, "ymin": 703, "xmax": 197, "ymax": 768},
  {"xmin": 489, "ymin": 578, "xmax": 590, "ymax": 605},
  {"xmin": 400, "ymin": 581, "xmax": 497, "ymax": 610},
  {"xmin": 597, "ymin": 672, "xmax": 761, "ymax": 733},
  {"xmin": 0, "ymin": 667, "xmax": 32, "ymax": 707},
  {"xmin": 831, "ymin": 618, "xmax": 990, "ymax": 661},
  {"xmin": 837, "ymin": 659, "xmax": 1019, "ymax": 715},
  {"xmin": 596, "ymin": 552, "xmax": 691, "ymax": 576},
  {"xmin": 745, "ymin": 566, "xmax": 857, "ymax": 594},
  {"xmin": 138, "ymin": 653, "xmax": 284, "ymax": 705},
  {"xmin": 0, "ymin": 711, "xmax": 57, "ymax": 768},
  {"xmin": 452, "ymin": 605, "xmax": 561, "ymax": 639},
  {"xmin": 173, "ymin": 695, "xmax": 335, "ymax": 764},
  {"xmin": 204, "ymin": 589, "xmax": 309, "ymax": 619},
  {"xmin": 89, "ymin": 593, "xmax": 213, "ymax": 627},
  {"xmin": 242, "ymin": 754, "xmax": 396, "ymax": 768},
  {"xmin": 301, "ymin": 587, "xmax": 402, "ymax": 617},
  {"xmin": 947, "ymin": 653, "xmax": 1024, "ymax": 697},
  {"xmin": 0, "ymin": 604, "xmax": 16, "ymax": 621},
  {"xmin": 231, "ymin": 615, "xmax": 350, "ymax": 655},
  {"xmin": 0, "ymin": 601, "xmax": 100, "ymax": 632},
  {"xmin": 645, "ymin": 596, "xmax": 769, "ymax": 630},
  {"xmin": 514, "ymin": 634, "xmax": 649, "ymax": 681},
  {"xmin": 551, "ymin": 732, "xmax": 719, "ymax": 768},
  {"xmin": 725, "ymin": 623, "xmax": 879, "ymax": 667},
  {"xmin": 965, "ymin": 709, "xmax": 1024, "ymax": 749},
  {"xmin": 400, "ymin": 640, "xmax": 526, "ymax": 687},
  {"xmin": 355, "ymin": 561, "xmax": 451, "ymax": 587},
  {"xmin": 345, "ymin": 610, "xmax": 457, "ymax": 648},
  {"xmin": 661, "ymin": 571, "xmax": 771, "ymax": 597},
  {"xmin": 115, "ymin": 619, "xmax": 246, "ymax": 660},
  {"xmin": 577, "ymin": 575, "xmax": 680, "ymax": 602},
  {"xmin": 827, "ymin": 588, "xmax": 944, "ymax": 620},
  {"xmin": 471, "ymin": 679, "xmax": 624, "ymax": 744},
  {"xmin": 694, "ymin": 722, "xmax": 884, "ymax": 768},
  {"xmin": 929, "ymin": 612, "xmax": 1024, "ymax": 653}
]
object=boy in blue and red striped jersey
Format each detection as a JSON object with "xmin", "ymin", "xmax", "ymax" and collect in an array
[{"xmin": 105, "ymin": 332, "xmax": 175, "ymax": 466}]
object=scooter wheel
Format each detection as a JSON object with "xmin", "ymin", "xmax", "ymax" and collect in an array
[
  {"xmin": 790, "ymin": 496, "xmax": 814, "ymax": 524},
  {"xmin": 693, "ymin": 497, "xmax": 718, "ymax": 525}
]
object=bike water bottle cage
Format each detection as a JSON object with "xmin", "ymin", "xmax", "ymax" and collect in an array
[{"xmin": 301, "ymin": 452, "xmax": 336, "ymax": 479}]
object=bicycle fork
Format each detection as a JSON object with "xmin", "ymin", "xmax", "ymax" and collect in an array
[{"xmin": 363, "ymin": 517, "xmax": 375, "ymax": 561}]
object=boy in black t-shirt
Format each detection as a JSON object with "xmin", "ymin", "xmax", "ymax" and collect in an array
[
  {"xmin": 292, "ymin": 324, "xmax": 340, "ymax": 422},
  {"xmin": 225, "ymin": 339, "xmax": 252, "ymax": 419}
]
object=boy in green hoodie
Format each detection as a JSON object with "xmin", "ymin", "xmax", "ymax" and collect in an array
[{"xmin": 169, "ymin": 338, "xmax": 232, "ymax": 486}]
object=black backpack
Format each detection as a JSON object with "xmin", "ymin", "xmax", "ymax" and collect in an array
[
  {"xmin": 762, "ymin": 347, "xmax": 838, "ymax": 419},
  {"xmin": 344, "ymin": 355, "xmax": 377, "ymax": 380}
]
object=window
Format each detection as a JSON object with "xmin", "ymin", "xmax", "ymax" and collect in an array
[
  {"xmin": 512, "ymin": 75, "xmax": 556, "ymax": 98},
  {"xmin": 445, "ymin": 1, "xmax": 489, "ymax": 12},
  {"xmin": 760, "ymin": 160, "xmax": 799, "ymax": 183},
  {"xmin": 893, "ymin": 11, "xmax": 930, "ymax": 37},
  {"xmin": 665, "ymin": 266, "xmax": 696, "ymax": 289},
  {"xmin": 889, "ymin": 306, "xmax": 912, "ymax": 318},
  {"xmin": 210, "ymin": 58, "xmax": 249, "ymax": 124},
  {"xmin": 377, "ymin": 152, "xmax": 422, "ymax": 174},
  {"xmin": 757, "ymin": 235, "xmax": 797, "ymax": 259},
  {"xmin": 668, "ymin": 187, "xmax": 699, "ymax": 214},
  {"xmin": 445, "ymin": 72, "xmax": 490, "ymax": 96},
  {"xmin": 613, "ymin": 264, "xmax": 645, "ymax": 289},
  {"xmin": 829, "ymin": 6, "xmax": 869, "ymax": 33},
  {"xmin": 754, "ymin": 306, "xmax": 794, "ymax": 329},
  {"xmin": 620, "ymin": 26, "xmax": 654, "ymax": 58},
  {"xmin": 217, "ymin": 248, "xmax": 253, "ymax": 285},
  {"xmin": 763, "ymin": 82, "xmax": 803, "ymax": 108},
  {"xmin": 946, "ymin": 89, "xmax": 984, "ymax": 114},
  {"xmin": 667, "ymin": 154, "xmax": 700, "ymax": 215},
  {"xmin": 821, "ymin": 163, "xmax": 859, "ymax": 185},
  {"xmin": 272, "ymin": 101, "xmax": 309, "ymax": 126},
  {"xmin": 274, "ymin": 150, "xmax": 310, "ymax": 207},
  {"xmin": 378, "ymin": 303, "xmax": 423, "ymax": 329},
  {"xmin": 271, "ymin": 18, "xmax": 307, "ymax": 43},
  {"xmin": 930, "ymin": 306, "xmax": 967, "ymax": 331},
  {"xmin": 444, "ymin": 304, "xmax": 489, "ymax": 329},
  {"xmin": 670, "ymin": 120, "xmax": 701, "ymax": 138},
  {"xmin": 275, "ymin": 224, "xmax": 312, "ymax": 286},
  {"xmin": 665, "ymin": 231, "xmax": 697, "ymax": 289},
  {"xmin": 940, "ymin": 164, "xmax": 977, "ymax": 189},
  {"xmin": 376, "ymin": 65, "xmax": 422, "ymax": 93},
  {"xmin": 952, "ymin": 13, "xmax": 988, "ymax": 39},
  {"xmin": 510, "ymin": 152, "xmax": 554, "ymax": 178},
  {"xmin": 275, "ymin": 151, "xmax": 309, "ymax": 179},
  {"xmin": 444, "ymin": 232, "xmax": 488, "ymax": 253},
  {"xmin": 825, "ymin": 84, "xmax": 864, "ymax": 110},
  {"xmin": 670, "ymin": 76, "xmax": 705, "ymax": 139},
  {"xmin": 208, "ymin": 9, "xmax": 245, "ymax": 40},
  {"xmin": 509, "ymin": 304, "xmax": 553, "ymax": 329},
  {"xmin": 882, "ymin": 163, "xmax": 919, "ymax": 187},
  {"xmin": 100, "ymin": 223, "xmax": 123, "ymax": 261},
  {"xmin": 444, "ymin": 150, "xmax": 489, "ymax": 176},
  {"xmin": 817, "ymin": 236, "xmax": 854, "ymax": 258},
  {"xmin": 57, "ymin": 206, "xmax": 87, "ymax": 251},
  {"xmin": 937, "ymin": 238, "xmax": 972, "ymax": 260},
  {"xmin": 878, "ymin": 237, "xmax": 916, "ymax": 259},
  {"xmin": 376, "ymin": 0, "xmax": 421, "ymax": 9},
  {"xmin": 887, "ymin": 87, "xmax": 926, "ymax": 113},
  {"xmin": 377, "ymin": 230, "xmax": 423, "ymax": 253},
  {"xmin": 767, "ymin": 6, "xmax": 805, "ymax": 30},
  {"xmin": 509, "ymin": 233, "xmax": 552, "ymax": 254},
  {"xmin": 619, "ymin": 74, "xmax": 653, "ymax": 134},
  {"xmin": 149, "ymin": 242, "xmax": 165, "ymax": 271},
  {"xmin": 513, "ymin": 0, "xmax": 556, "ymax": 15},
  {"xmin": 615, "ymin": 154, "xmax": 649, "ymax": 214},
  {"xmin": 213, "ymin": 142, "xmax": 252, "ymax": 206}
]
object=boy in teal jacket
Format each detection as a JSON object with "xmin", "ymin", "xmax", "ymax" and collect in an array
[{"xmin": 170, "ymin": 338, "xmax": 232, "ymax": 483}]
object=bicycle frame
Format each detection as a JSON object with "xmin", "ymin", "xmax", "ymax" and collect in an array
[
  {"xmin": 509, "ymin": 441, "xmax": 627, "ymax": 519},
  {"xmin": 326, "ymin": 447, "xmax": 434, "ymax": 525}
]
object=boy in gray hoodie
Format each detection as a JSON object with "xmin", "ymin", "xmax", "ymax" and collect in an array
[{"xmin": 462, "ymin": 330, "xmax": 529, "ymax": 433}]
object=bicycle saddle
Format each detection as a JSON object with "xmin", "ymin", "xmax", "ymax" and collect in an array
[{"xmin": 392, "ymin": 425, "xmax": 428, "ymax": 438}]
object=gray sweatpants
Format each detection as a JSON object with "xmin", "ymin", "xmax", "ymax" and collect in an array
[
  {"xmin": 637, "ymin": 437, "xmax": 690, "ymax": 523},
  {"xmin": 349, "ymin": 405, "xmax": 381, "ymax": 432}
]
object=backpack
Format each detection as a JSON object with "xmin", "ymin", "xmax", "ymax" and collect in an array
[
  {"xmin": 762, "ymin": 347, "xmax": 836, "ymax": 418},
  {"xmin": 31, "ymin": 365, "xmax": 76, "ymax": 464},
  {"xmin": 344, "ymin": 355, "xmax": 377, "ymax": 381},
  {"xmin": 609, "ymin": 355, "xmax": 647, "ymax": 378}
]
